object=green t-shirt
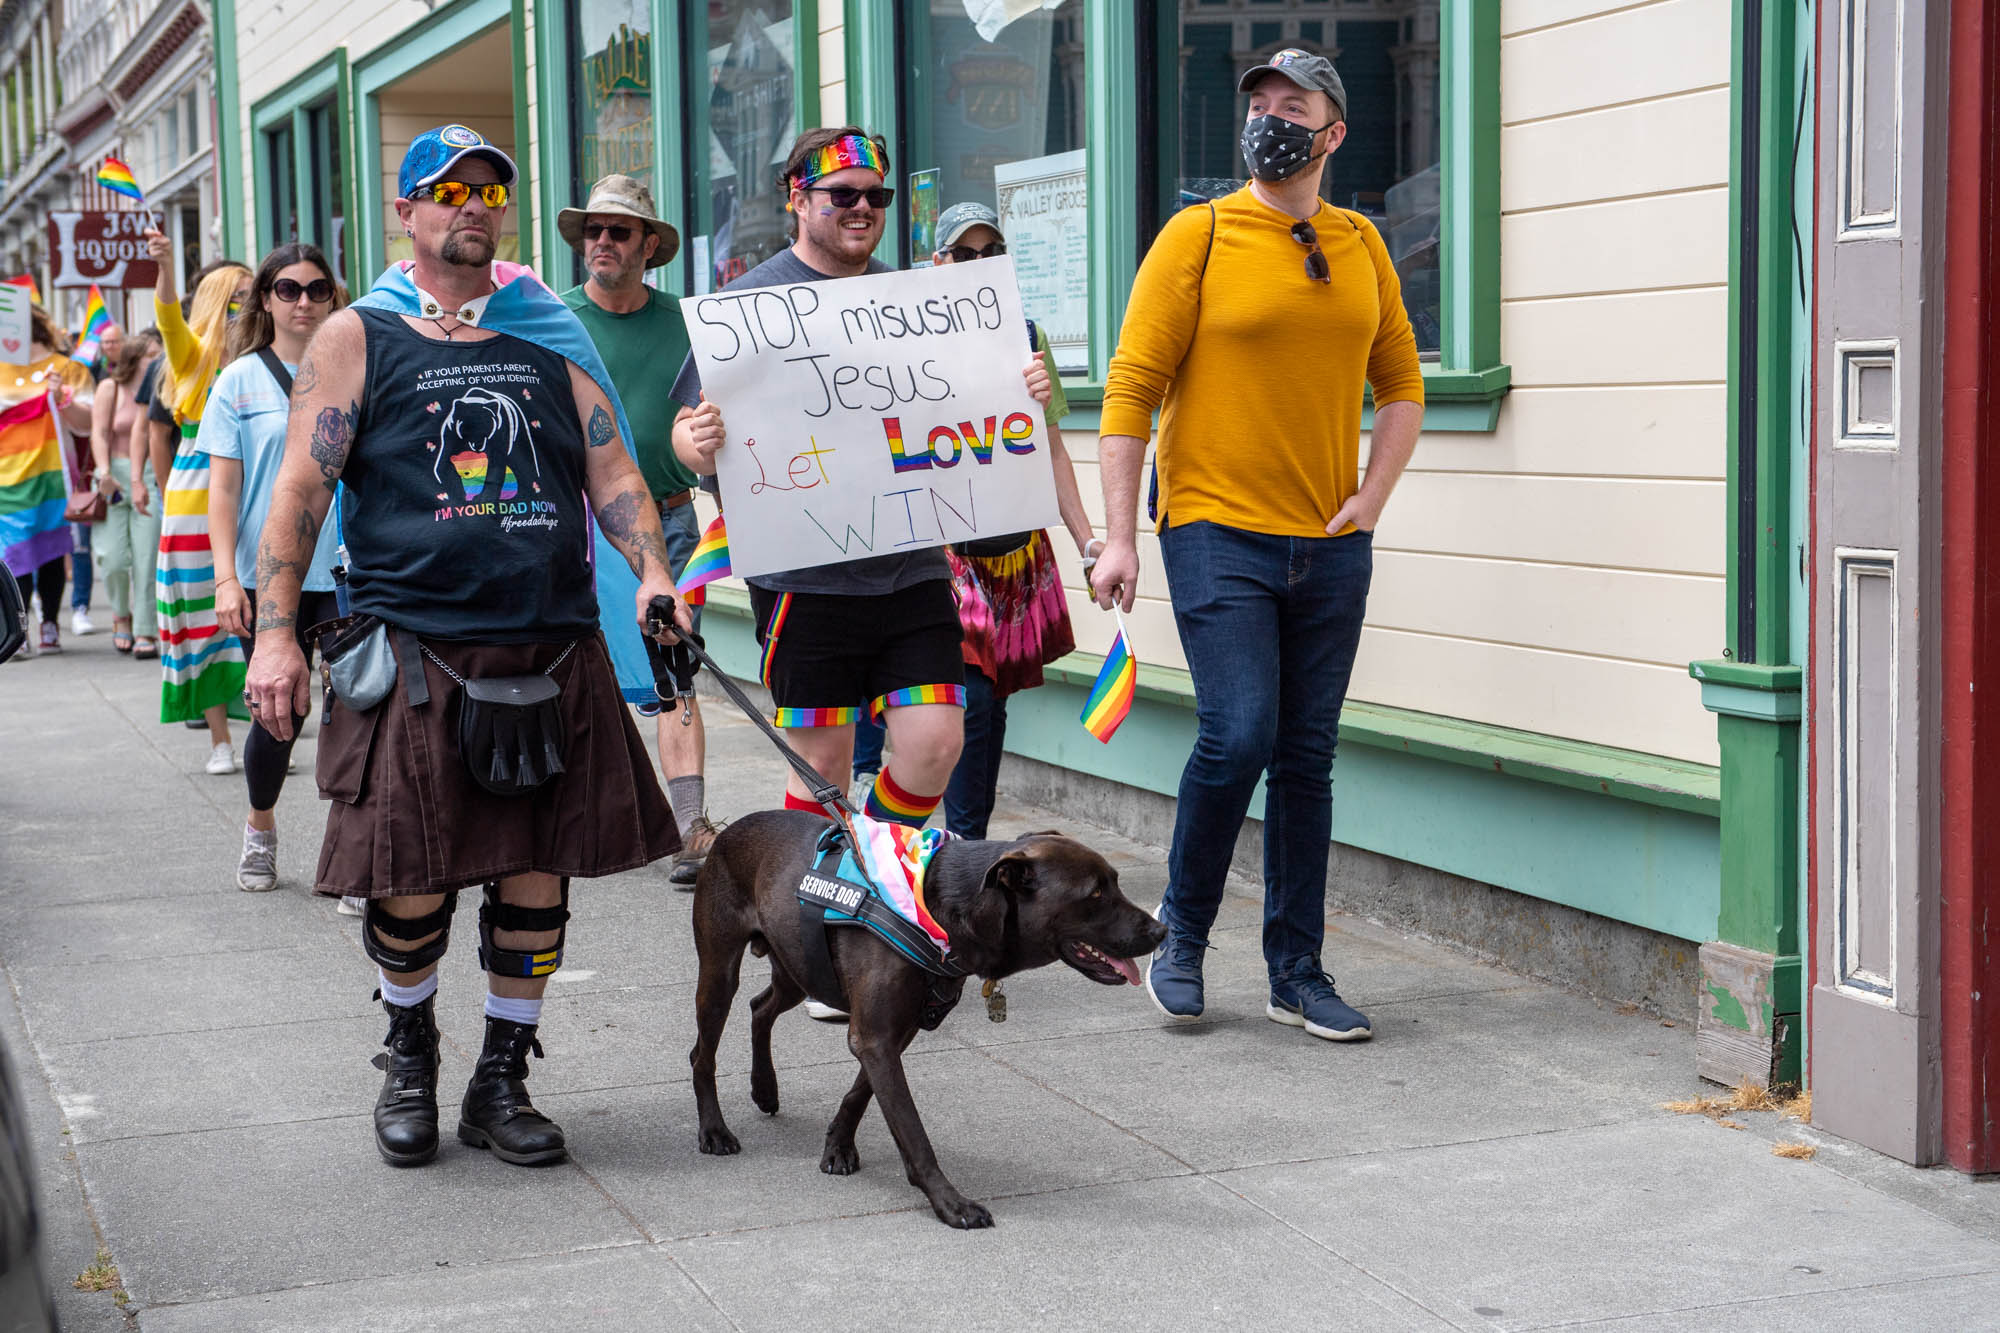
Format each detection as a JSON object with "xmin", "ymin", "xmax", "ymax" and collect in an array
[{"xmin": 560, "ymin": 284, "xmax": 698, "ymax": 499}]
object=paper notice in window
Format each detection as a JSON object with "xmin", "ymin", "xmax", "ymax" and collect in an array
[{"xmin": 993, "ymin": 149, "xmax": 1087, "ymax": 376}]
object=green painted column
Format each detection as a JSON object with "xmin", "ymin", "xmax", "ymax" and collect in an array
[{"xmin": 1687, "ymin": 0, "xmax": 1808, "ymax": 1091}]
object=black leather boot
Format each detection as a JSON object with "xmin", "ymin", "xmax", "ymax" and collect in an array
[
  {"xmin": 372, "ymin": 993, "xmax": 440, "ymax": 1167},
  {"xmin": 457, "ymin": 1016, "xmax": 566, "ymax": 1165}
]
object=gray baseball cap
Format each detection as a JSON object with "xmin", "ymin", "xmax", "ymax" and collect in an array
[
  {"xmin": 935, "ymin": 201, "xmax": 1002, "ymax": 248},
  {"xmin": 1236, "ymin": 48, "xmax": 1347, "ymax": 120}
]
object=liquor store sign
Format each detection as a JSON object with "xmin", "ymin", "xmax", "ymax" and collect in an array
[{"xmin": 48, "ymin": 211, "xmax": 163, "ymax": 289}]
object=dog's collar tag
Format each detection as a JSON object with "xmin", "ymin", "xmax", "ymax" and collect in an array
[{"xmin": 982, "ymin": 979, "xmax": 1006, "ymax": 1024}]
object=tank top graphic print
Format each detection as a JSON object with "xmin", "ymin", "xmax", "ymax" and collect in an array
[{"xmin": 342, "ymin": 307, "xmax": 597, "ymax": 642}]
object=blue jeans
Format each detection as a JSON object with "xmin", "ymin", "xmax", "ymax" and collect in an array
[
  {"xmin": 851, "ymin": 712, "xmax": 886, "ymax": 775},
  {"xmin": 70, "ymin": 523, "xmax": 93, "ymax": 610},
  {"xmin": 1158, "ymin": 521, "xmax": 1373, "ymax": 978},
  {"xmin": 944, "ymin": 667, "xmax": 1004, "ymax": 839}
]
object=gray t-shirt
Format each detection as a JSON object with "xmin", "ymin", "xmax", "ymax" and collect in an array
[{"xmin": 671, "ymin": 248, "xmax": 950, "ymax": 597}]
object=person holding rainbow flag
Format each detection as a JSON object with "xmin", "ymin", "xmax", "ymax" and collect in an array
[
  {"xmin": 141, "ymin": 227, "xmax": 253, "ymax": 775},
  {"xmin": 1, "ymin": 308, "xmax": 97, "ymax": 654}
]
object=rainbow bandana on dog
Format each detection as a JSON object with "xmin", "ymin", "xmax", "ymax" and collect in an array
[{"xmin": 791, "ymin": 134, "xmax": 888, "ymax": 188}]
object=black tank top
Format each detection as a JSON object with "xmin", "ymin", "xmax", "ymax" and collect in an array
[{"xmin": 342, "ymin": 308, "xmax": 597, "ymax": 641}]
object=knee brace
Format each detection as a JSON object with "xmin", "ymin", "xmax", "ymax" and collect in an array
[
  {"xmin": 362, "ymin": 891, "xmax": 459, "ymax": 972},
  {"xmin": 477, "ymin": 879, "xmax": 572, "ymax": 978}
]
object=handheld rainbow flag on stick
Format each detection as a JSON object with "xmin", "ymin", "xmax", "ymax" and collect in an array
[
  {"xmin": 96, "ymin": 156, "xmax": 144, "ymax": 203},
  {"xmin": 675, "ymin": 512, "xmax": 730, "ymax": 608},
  {"xmin": 1080, "ymin": 609, "xmax": 1138, "ymax": 744},
  {"xmin": 74, "ymin": 286, "xmax": 111, "ymax": 360}
]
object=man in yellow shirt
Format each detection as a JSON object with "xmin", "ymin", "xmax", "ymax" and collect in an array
[{"xmin": 1093, "ymin": 48, "xmax": 1425, "ymax": 1041}]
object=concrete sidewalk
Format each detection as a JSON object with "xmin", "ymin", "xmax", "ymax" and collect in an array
[{"xmin": 4, "ymin": 624, "xmax": 1999, "ymax": 1332}]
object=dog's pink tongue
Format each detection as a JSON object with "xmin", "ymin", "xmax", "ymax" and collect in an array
[{"xmin": 1112, "ymin": 955, "xmax": 1142, "ymax": 986}]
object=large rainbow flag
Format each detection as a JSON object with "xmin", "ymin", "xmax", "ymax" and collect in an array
[
  {"xmin": 74, "ymin": 286, "xmax": 112, "ymax": 361},
  {"xmin": 0, "ymin": 391, "xmax": 68, "ymax": 578}
]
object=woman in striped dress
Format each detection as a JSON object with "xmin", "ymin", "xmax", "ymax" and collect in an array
[{"xmin": 145, "ymin": 231, "xmax": 252, "ymax": 775}]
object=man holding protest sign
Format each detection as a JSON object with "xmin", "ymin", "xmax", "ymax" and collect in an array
[
  {"xmin": 671, "ymin": 126, "xmax": 1055, "ymax": 837},
  {"xmin": 559, "ymin": 174, "xmax": 720, "ymax": 890}
]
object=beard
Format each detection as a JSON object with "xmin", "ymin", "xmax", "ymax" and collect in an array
[{"xmin": 439, "ymin": 226, "xmax": 497, "ymax": 267}]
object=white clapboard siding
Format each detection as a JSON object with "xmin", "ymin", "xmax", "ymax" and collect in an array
[
  {"xmin": 1351, "ymin": 628, "xmax": 1718, "ymax": 765},
  {"xmin": 1500, "ymin": 0, "xmax": 1731, "ymax": 125},
  {"xmin": 1502, "ymin": 189, "xmax": 1729, "ymax": 298},
  {"xmin": 1364, "ymin": 385, "xmax": 1727, "ymax": 479},
  {"xmin": 1379, "ymin": 473, "xmax": 1725, "ymax": 575},
  {"xmin": 1502, "ymin": 88, "xmax": 1731, "ymax": 213},
  {"xmin": 819, "ymin": 14, "xmax": 846, "ymax": 125},
  {"xmin": 1503, "ymin": 286, "xmax": 1729, "ymax": 386},
  {"xmin": 1502, "ymin": 0, "xmax": 1662, "ymax": 35},
  {"xmin": 1367, "ymin": 551, "xmax": 1724, "ymax": 667}
]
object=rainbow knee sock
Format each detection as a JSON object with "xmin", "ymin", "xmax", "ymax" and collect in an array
[{"xmin": 865, "ymin": 767, "xmax": 942, "ymax": 829}]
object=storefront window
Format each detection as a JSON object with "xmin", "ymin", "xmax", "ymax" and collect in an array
[
  {"xmin": 259, "ymin": 97, "xmax": 344, "ymax": 273},
  {"xmin": 569, "ymin": 0, "xmax": 655, "ymax": 219},
  {"xmin": 306, "ymin": 101, "xmax": 346, "ymax": 281},
  {"xmin": 904, "ymin": 0, "xmax": 1086, "ymax": 371},
  {"xmin": 687, "ymin": 1, "xmax": 797, "ymax": 293},
  {"xmin": 1176, "ymin": 0, "xmax": 1442, "ymax": 356}
]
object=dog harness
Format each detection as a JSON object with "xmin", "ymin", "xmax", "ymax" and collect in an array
[{"xmin": 795, "ymin": 818, "xmax": 969, "ymax": 1030}]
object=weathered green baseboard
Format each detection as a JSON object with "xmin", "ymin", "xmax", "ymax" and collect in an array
[{"xmin": 701, "ymin": 588, "xmax": 1721, "ymax": 944}]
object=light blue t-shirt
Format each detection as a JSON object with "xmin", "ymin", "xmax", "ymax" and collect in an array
[{"xmin": 197, "ymin": 353, "xmax": 342, "ymax": 592}]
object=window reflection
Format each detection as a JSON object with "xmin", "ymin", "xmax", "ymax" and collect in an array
[{"xmin": 697, "ymin": 2, "xmax": 796, "ymax": 292}]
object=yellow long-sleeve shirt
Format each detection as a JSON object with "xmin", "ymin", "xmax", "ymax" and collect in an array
[
  {"xmin": 154, "ymin": 296, "xmax": 219, "ymax": 425},
  {"xmin": 1101, "ymin": 187, "xmax": 1425, "ymax": 537}
]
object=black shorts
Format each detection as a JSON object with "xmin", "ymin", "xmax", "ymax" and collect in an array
[{"xmin": 748, "ymin": 580, "xmax": 966, "ymax": 728}]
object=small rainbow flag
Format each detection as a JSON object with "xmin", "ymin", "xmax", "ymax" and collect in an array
[
  {"xmin": 676, "ymin": 512, "xmax": 730, "ymax": 607},
  {"xmin": 2, "ymin": 274, "xmax": 39, "ymax": 304},
  {"xmin": 1080, "ymin": 614, "xmax": 1138, "ymax": 744},
  {"xmin": 96, "ymin": 156, "xmax": 144, "ymax": 202},
  {"xmin": 74, "ymin": 285, "xmax": 111, "ymax": 360}
]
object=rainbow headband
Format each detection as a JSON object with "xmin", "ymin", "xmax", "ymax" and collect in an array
[{"xmin": 791, "ymin": 135, "xmax": 888, "ymax": 189}]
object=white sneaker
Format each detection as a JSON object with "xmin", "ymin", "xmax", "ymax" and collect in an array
[
  {"xmin": 71, "ymin": 607, "xmax": 94, "ymax": 636},
  {"xmin": 803, "ymin": 1000, "xmax": 849, "ymax": 1023},
  {"xmin": 237, "ymin": 824, "xmax": 278, "ymax": 892},
  {"xmin": 336, "ymin": 895, "xmax": 367, "ymax": 916},
  {"xmin": 205, "ymin": 742, "xmax": 238, "ymax": 775}
]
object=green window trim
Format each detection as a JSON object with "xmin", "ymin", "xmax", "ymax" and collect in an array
[
  {"xmin": 534, "ymin": 0, "xmax": 821, "ymax": 298},
  {"xmin": 701, "ymin": 582, "xmax": 1716, "ymax": 818},
  {"xmin": 214, "ymin": 0, "xmax": 245, "ymax": 258},
  {"xmin": 846, "ymin": 1, "xmax": 1507, "ymax": 431},
  {"xmin": 250, "ymin": 51, "xmax": 357, "ymax": 292},
  {"xmin": 352, "ymin": 0, "xmax": 517, "ymax": 283}
]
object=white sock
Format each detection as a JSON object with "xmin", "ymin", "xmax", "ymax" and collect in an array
[
  {"xmin": 484, "ymin": 993, "xmax": 544, "ymax": 1026},
  {"xmin": 378, "ymin": 970, "xmax": 437, "ymax": 1008}
]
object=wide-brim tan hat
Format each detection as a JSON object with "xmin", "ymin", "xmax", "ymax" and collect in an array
[{"xmin": 558, "ymin": 174, "xmax": 681, "ymax": 267}]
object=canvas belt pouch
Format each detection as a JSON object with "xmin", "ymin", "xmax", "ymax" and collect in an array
[
  {"xmin": 421, "ymin": 640, "xmax": 576, "ymax": 797},
  {"xmin": 317, "ymin": 613, "xmax": 396, "ymax": 712}
]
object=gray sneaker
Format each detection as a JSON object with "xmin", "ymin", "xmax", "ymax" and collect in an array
[{"xmin": 237, "ymin": 824, "xmax": 278, "ymax": 892}]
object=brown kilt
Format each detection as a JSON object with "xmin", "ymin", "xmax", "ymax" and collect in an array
[{"xmin": 312, "ymin": 631, "xmax": 680, "ymax": 898}]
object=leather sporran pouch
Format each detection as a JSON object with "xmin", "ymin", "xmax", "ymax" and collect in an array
[
  {"xmin": 317, "ymin": 614, "xmax": 396, "ymax": 712},
  {"xmin": 424, "ymin": 641, "xmax": 576, "ymax": 797}
]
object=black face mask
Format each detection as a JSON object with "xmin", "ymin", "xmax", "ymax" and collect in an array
[{"xmin": 1240, "ymin": 113, "xmax": 1337, "ymax": 183}]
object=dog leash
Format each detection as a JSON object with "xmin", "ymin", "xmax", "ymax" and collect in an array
[{"xmin": 643, "ymin": 595, "xmax": 858, "ymax": 821}]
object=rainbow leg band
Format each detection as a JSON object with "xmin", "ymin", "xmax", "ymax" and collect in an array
[
  {"xmin": 869, "ymin": 684, "xmax": 968, "ymax": 719},
  {"xmin": 773, "ymin": 705, "xmax": 861, "ymax": 728}
]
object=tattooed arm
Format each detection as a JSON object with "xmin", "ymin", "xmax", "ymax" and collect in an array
[
  {"xmin": 569, "ymin": 362, "xmax": 692, "ymax": 639},
  {"xmin": 244, "ymin": 311, "xmax": 367, "ymax": 742}
]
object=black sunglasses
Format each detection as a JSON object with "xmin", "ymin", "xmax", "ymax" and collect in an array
[
  {"xmin": 945, "ymin": 241, "xmax": 1007, "ymax": 263},
  {"xmin": 583, "ymin": 221, "xmax": 635, "ymax": 243},
  {"xmin": 1290, "ymin": 221, "xmax": 1331, "ymax": 284},
  {"xmin": 271, "ymin": 277, "xmax": 335, "ymax": 304},
  {"xmin": 801, "ymin": 184, "xmax": 895, "ymax": 210}
]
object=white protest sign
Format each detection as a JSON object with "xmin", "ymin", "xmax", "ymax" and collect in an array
[
  {"xmin": 684, "ymin": 256, "xmax": 1059, "ymax": 581},
  {"xmin": 0, "ymin": 283, "xmax": 30, "ymax": 365}
]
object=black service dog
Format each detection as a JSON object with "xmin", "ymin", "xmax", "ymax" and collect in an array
[{"xmin": 689, "ymin": 810, "xmax": 1166, "ymax": 1229}]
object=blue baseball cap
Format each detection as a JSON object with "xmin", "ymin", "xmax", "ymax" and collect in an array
[{"xmin": 398, "ymin": 124, "xmax": 519, "ymax": 199}]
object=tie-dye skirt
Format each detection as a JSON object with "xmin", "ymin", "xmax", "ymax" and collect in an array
[
  {"xmin": 156, "ymin": 422, "xmax": 248, "ymax": 722},
  {"xmin": 947, "ymin": 530, "xmax": 1075, "ymax": 699}
]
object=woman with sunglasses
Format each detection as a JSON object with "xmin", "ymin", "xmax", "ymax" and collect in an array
[
  {"xmin": 201, "ymin": 244, "xmax": 348, "ymax": 896},
  {"xmin": 143, "ymin": 229, "xmax": 254, "ymax": 776}
]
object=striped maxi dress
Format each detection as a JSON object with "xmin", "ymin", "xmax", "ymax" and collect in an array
[{"xmin": 154, "ymin": 349, "xmax": 247, "ymax": 722}]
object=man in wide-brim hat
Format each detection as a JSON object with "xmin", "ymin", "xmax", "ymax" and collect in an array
[
  {"xmin": 559, "ymin": 175, "xmax": 720, "ymax": 888},
  {"xmin": 557, "ymin": 173, "xmax": 681, "ymax": 266}
]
